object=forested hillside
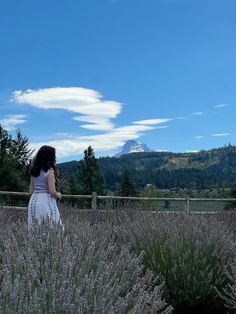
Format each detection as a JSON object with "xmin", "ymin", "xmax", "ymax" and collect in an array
[{"xmin": 58, "ymin": 144, "xmax": 236, "ymax": 191}]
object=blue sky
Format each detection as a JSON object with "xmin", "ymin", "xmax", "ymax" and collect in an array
[{"xmin": 0, "ymin": 0, "xmax": 235, "ymax": 161}]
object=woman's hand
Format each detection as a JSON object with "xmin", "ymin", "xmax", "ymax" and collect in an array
[
  {"xmin": 29, "ymin": 177, "xmax": 34, "ymax": 195},
  {"xmin": 57, "ymin": 192, "xmax": 62, "ymax": 199}
]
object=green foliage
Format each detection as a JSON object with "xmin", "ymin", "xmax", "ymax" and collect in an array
[
  {"xmin": 117, "ymin": 168, "xmax": 138, "ymax": 197},
  {"xmin": 217, "ymin": 260, "xmax": 236, "ymax": 312},
  {"xmin": 230, "ymin": 184, "xmax": 236, "ymax": 208},
  {"xmin": 0, "ymin": 126, "xmax": 32, "ymax": 191},
  {"xmin": 142, "ymin": 238, "xmax": 227, "ymax": 313},
  {"xmin": 56, "ymin": 170, "xmax": 71, "ymax": 194},
  {"xmin": 231, "ymin": 185, "xmax": 236, "ymax": 199},
  {"xmin": 77, "ymin": 146, "xmax": 106, "ymax": 195},
  {"xmin": 140, "ymin": 184, "xmax": 160, "ymax": 210},
  {"xmin": 224, "ymin": 183, "xmax": 236, "ymax": 210},
  {"xmin": 117, "ymin": 213, "xmax": 235, "ymax": 313},
  {"xmin": 59, "ymin": 144, "xmax": 236, "ymax": 191},
  {"xmin": 12, "ymin": 129, "xmax": 33, "ymax": 171}
]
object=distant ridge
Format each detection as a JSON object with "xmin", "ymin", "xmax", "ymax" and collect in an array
[
  {"xmin": 58, "ymin": 144, "xmax": 236, "ymax": 191},
  {"xmin": 114, "ymin": 140, "xmax": 152, "ymax": 157}
]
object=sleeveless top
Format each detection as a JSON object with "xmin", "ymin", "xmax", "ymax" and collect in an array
[{"xmin": 32, "ymin": 168, "xmax": 54, "ymax": 193}]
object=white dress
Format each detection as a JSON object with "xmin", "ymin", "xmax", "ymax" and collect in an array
[{"xmin": 28, "ymin": 169, "xmax": 62, "ymax": 229}]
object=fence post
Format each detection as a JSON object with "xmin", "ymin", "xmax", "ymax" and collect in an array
[
  {"xmin": 185, "ymin": 196, "xmax": 190, "ymax": 214},
  {"xmin": 92, "ymin": 192, "xmax": 98, "ymax": 210}
]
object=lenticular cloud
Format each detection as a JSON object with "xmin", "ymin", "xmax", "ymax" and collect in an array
[
  {"xmin": 12, "ymin": 87, "xmax": 122, "ymax": 131},
  {"xmin": 12, "ymin": 86, "xmax": 172, "ymax": 158}
]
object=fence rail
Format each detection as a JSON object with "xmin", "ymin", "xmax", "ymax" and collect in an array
[{"xmin": 0, "ymin": 191, "xmax": 236, "ymax": 213}]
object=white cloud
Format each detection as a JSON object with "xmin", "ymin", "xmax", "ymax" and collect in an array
[
  {"xmin": 212, "ymin": 133, "xmax": 230, "ymax": 137},
  {"xmin": 12, "ymin": 87, "xmax": 172, "ymax": 158},
  {"xmin": 213, "ymin": 104, "xmax": 229, "ymax": 108},
  {"xmin": 186, "ymin": 150, "xmax": 199, "ymax": 153},
  {"xmin": 80, "ymin": 123, "xmax": 114, "ymax": 131},
  {"xmin": 55, "ymin": 132, "xmax": 74, "ymax": 137},
  {"xmin": 195, "ymin": 135, "xmax": 205, "ymax": 140},
  {"xmin": 133, "ymin": 118, "xmax": 172, "ymax": 125},
  {"xmin": 192, "ymin": 112, "xmax": 203, "ymax": 115},
  {"xmin": 0, "ymin": 114, "xmax": 27, "ymax": 131},
  {"xmin": 12, "ymin": 87, "xmax": 122, "ymax": 132},
  {"xmin": 155, "ymin": 125, "xmax": 169, "ymax": 129},
  {"xmin": 176, "ymin": 116, "xmax": 188, "ymax": 120},
  {"xmin": 73, "ymin": 115, "xmax": 114, "ymax": 131},
  {"xmin": 81, "ymin": 124, "xmax": 156, "ymax": 150},
  {"xmin": 29, "ymin": 139, "xmax": 88, "ymax": 158},
  {"xmin": 30, "ymin": 124, "xmax": 157, "ymax": 158}
]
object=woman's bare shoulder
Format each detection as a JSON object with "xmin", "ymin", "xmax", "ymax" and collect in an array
[{"xmin": 44, "ymin": 168, "xmax": 54, "ymax": 177}]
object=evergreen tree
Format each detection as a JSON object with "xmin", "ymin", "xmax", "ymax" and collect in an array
[
  {"xmin": 77, "ymin": 146, "xmax": 105, "ymax": 195},
  {"xmin": 68, "ymin": 175, "xmax": 80, "ymax": 195},
  {"xmin": 12, "ymin": 128, "xmax": 33, "ymax": 171},
  {"xmin": 0, "ymin": 125, "xmax": 32, "ymax": 191},
  {"xmin": 0, "ymin": 125, "xmax": 14, "ymax": 190},
  {"xmin": 0, "ymin": 125, "xmax": 11, "ymax": 162},
  {"xmin": 117, "ymin": 168, "xmax": 138, "ymax": 197}
]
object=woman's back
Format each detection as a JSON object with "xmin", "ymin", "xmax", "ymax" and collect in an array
[{"xmin": 31, "ymin": 169, "xmax": 52, "ymax": 194}]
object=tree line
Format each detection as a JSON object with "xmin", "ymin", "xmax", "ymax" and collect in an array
[
  {"xmin": 1, "ymin": 125, "xmax": 236, "ymax": 207},
  {"xmin": 0, "ymin": 126, "xmax": 137, "ymax": 197},
  {"xmin": 0, "ymin": 125, "xmax": 32, "ymax": 191},
  {"xmin": 59, "ymin": 145, "xmax": 236, "ymax": 191}
]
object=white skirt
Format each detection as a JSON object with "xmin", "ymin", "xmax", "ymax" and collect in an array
[{"xmin": 28, "ymin": 192, "xmax": 62, "ymax": 229}]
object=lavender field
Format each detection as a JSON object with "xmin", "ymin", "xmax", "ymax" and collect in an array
[{"xmin": 0, "ymin": 206, "xmax": 236, "ymax": 314}]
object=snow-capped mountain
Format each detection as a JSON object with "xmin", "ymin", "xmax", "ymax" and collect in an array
[{"xmin": 114, "ymin": 140, "xmax": 152, "ymax": 157}]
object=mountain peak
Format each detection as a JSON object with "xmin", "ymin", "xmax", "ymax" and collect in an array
[{"xmin": 114, "ymin": 140, "xmax": 152, "ymax": 157}]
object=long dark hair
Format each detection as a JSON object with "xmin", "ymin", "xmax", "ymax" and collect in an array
[{"xmin": 30, "ymin": 145, "xmax": 56, "ymax": 177}]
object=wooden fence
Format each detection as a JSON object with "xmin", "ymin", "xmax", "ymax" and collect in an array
[{"xmin": 1, "ymin": 191, "xmax": 236, "ymax": 214}]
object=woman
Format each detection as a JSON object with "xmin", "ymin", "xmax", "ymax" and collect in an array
[{"xmin": 28, "ymin": 145, "xmax": 62, "ymax": 229}]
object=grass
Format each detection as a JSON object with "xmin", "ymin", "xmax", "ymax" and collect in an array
[{"xmin": 98, "ymin": 199, "xmax": 228, "ymax": 212}]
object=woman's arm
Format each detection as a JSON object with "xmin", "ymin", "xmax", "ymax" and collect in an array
[
  {"xmin": 29, "ymin": 177, "xmax": 34, "ymax": 195},
  {"xmin": 47, "ymin": 171, "xmax": 61, "ymax": 199}
]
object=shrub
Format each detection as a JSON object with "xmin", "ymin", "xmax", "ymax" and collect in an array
[
  {"xmin": 217, "ymin": 258, "xmax": 236, "ymax": 312},
  {"xmin": 116, "ymin": 212, "xmax": 235, "ymax": 313},
  {"xmin": 0, "ymin": 215, "xmax": 172, "ymax": 313}
]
